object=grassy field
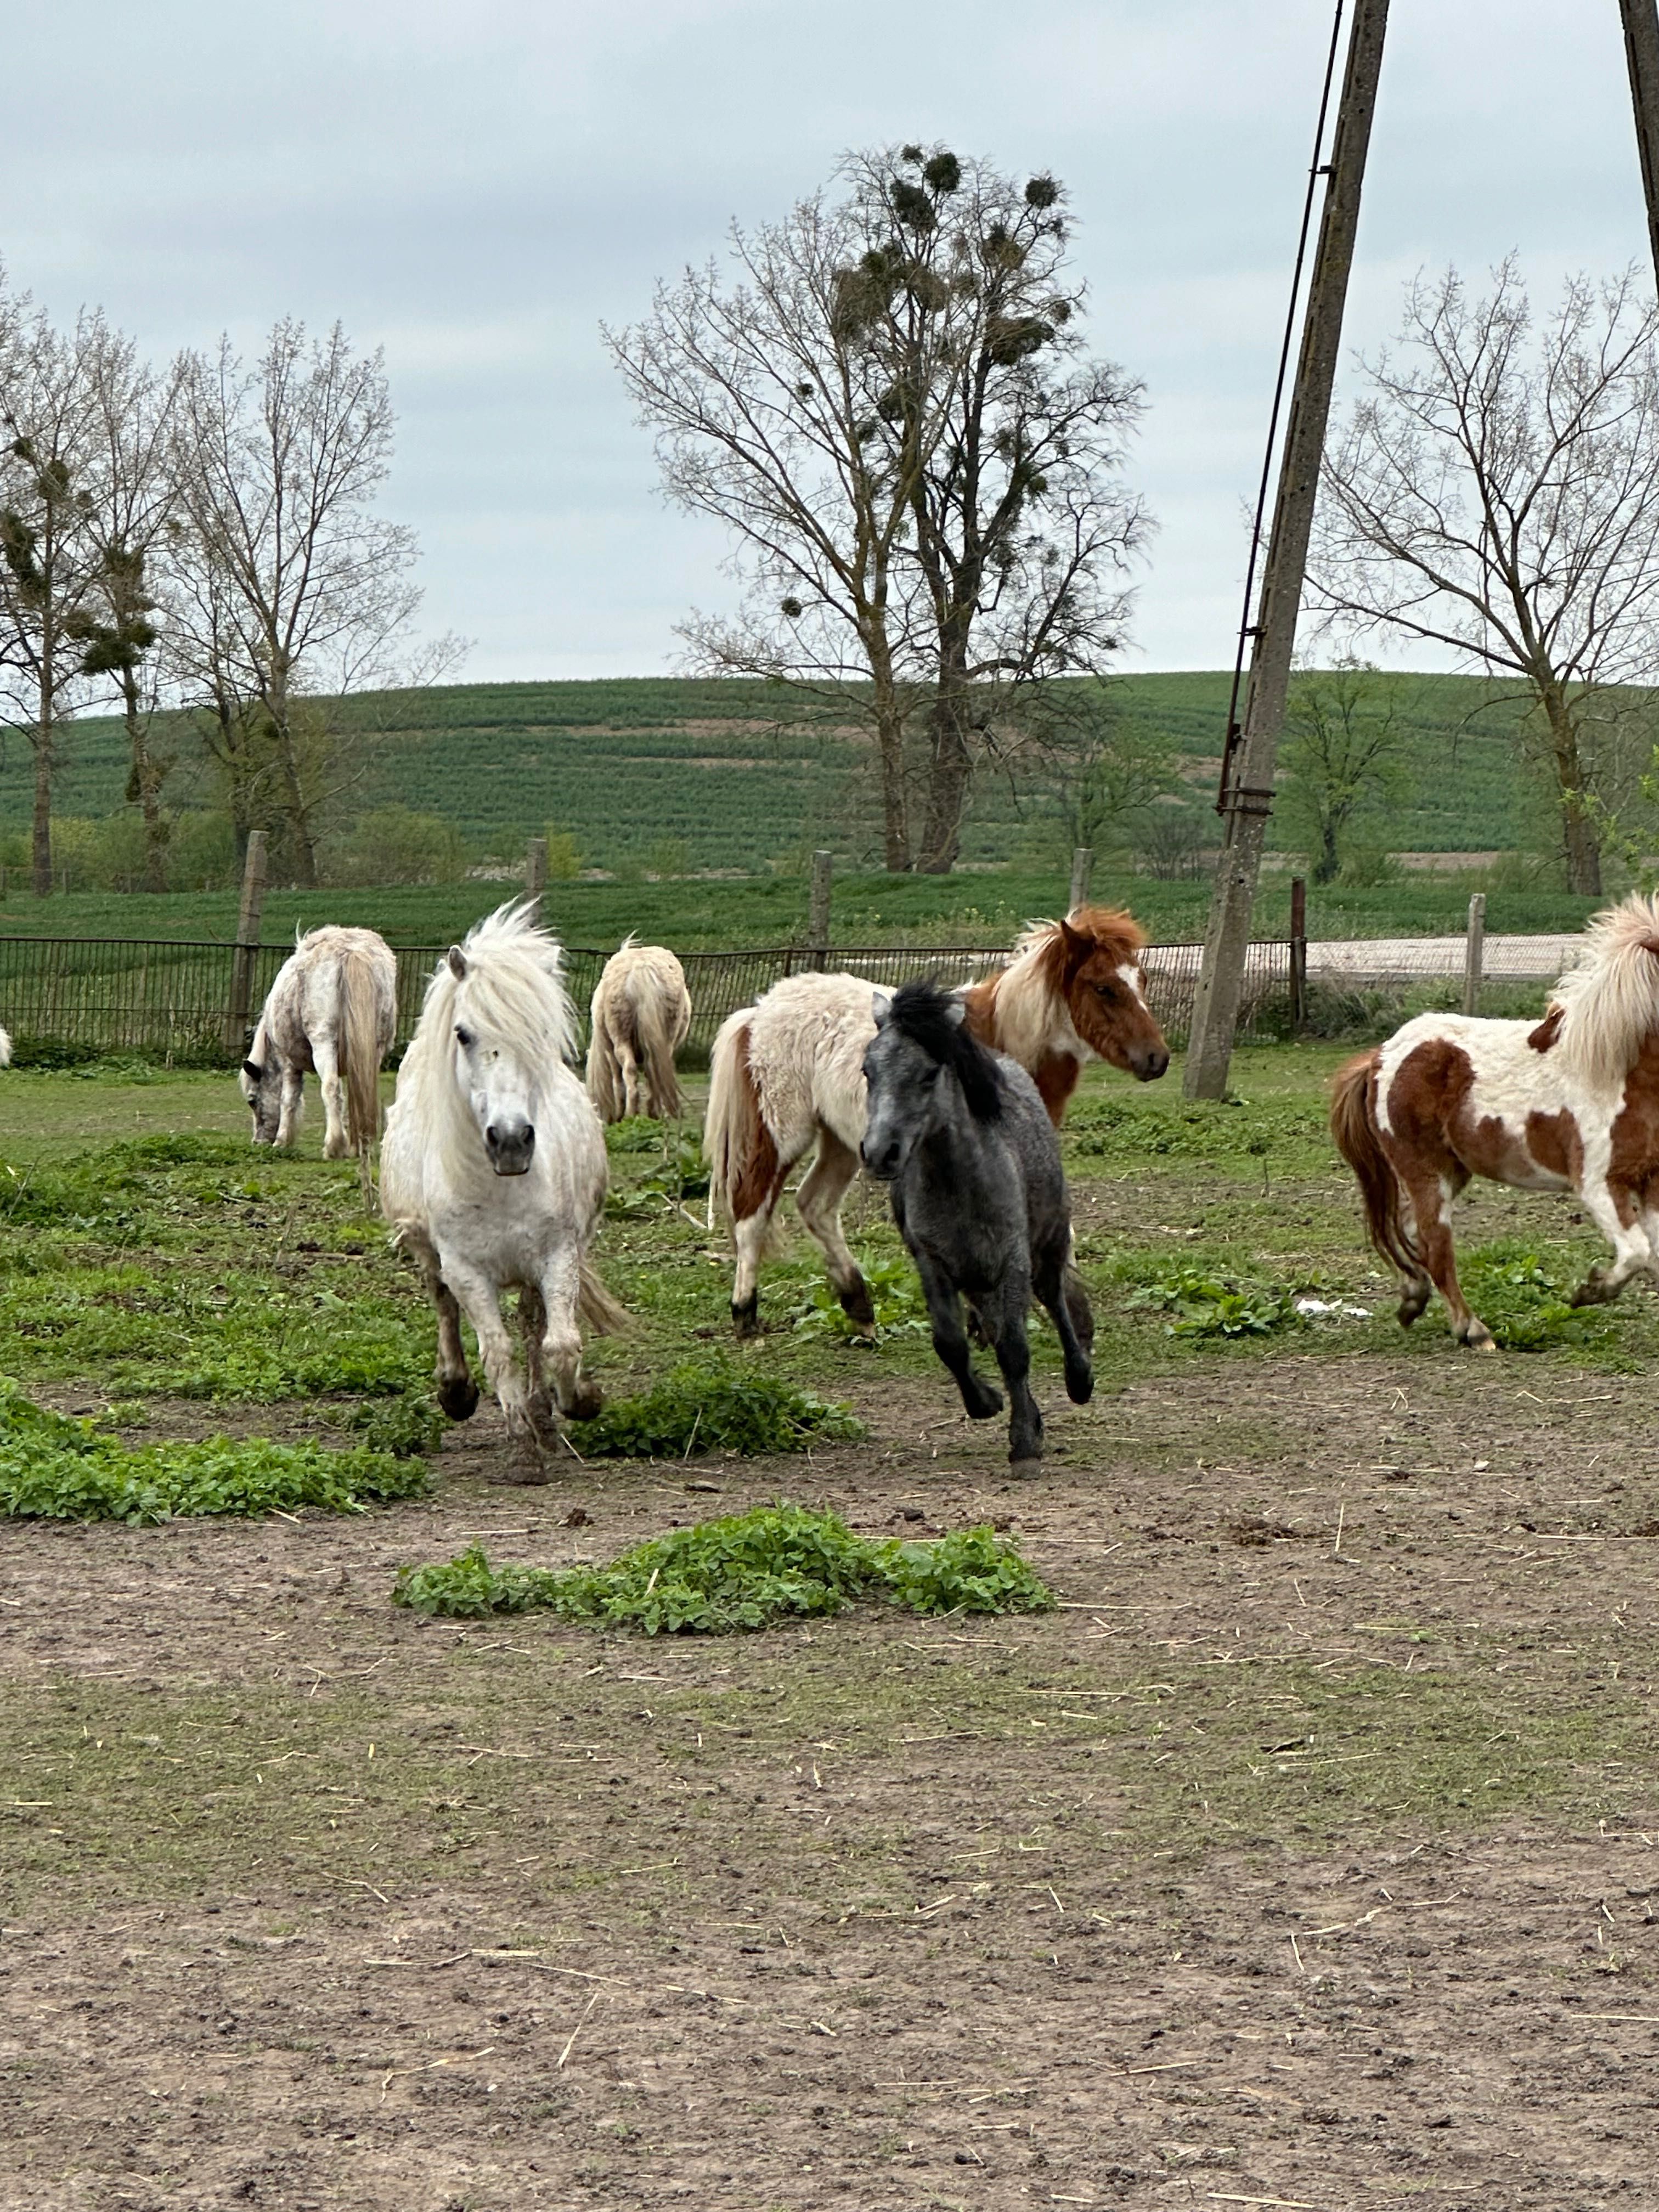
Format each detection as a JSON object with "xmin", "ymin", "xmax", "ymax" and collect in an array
[
  {"xmin": 3, "ymin": 1051, "xmax": 1655, "ymax": 2206},
  {"xmin": 1, "ymin": 668, "xmax": 1559, "ymax": 892}
]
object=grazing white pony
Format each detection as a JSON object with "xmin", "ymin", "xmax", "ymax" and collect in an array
[
  {"xmin": 0, "ymin": 1026, "xmax": 10, "ymax": 1068},
  {"xmin": 704, "ymin": 907, "xmax": 1169, "ymax": 1334},
  {"xmin": 586, "ymin": 938, "xmax": 692, "ymax": 1121},
  {"xmin": 240, "ymin": 926, "xmax": 397, "ymax": 1188},
  {"xmin": 380, "ymin": 902, "xmax": 625, "ymax": 1474}
]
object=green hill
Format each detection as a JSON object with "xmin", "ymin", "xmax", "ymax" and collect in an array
[{"xmin": 1, "ymin": 669, "xmax": 1545, "ymax": 878}]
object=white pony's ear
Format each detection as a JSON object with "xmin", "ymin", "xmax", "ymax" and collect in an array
[
  {"xmin": 871, "ymin": 991, "xmax": 893, "ymax": 1028},
  {"xmin": 447, "ymin": 945, "xmax": 469, "ymax": 980}
]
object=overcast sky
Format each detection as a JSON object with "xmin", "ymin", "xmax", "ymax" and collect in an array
[{"xmin": 8, "ymin": 0, "xmax": 1654, "ymax": 680}]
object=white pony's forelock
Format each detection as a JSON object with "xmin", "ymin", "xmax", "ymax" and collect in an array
[
  {"xmin": 1549, "ymin": 891, "xmax": 1659, "ymax": 1090},
  {"xmin": 404, "ymin": 900, "xmax": 578, "ymax": 1123}
]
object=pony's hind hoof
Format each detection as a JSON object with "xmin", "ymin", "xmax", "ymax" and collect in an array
[
  {"xmin": 438, "ymin": 1375, "xmax": 480, "ymax": 1421},
  {"xmin": 566, "ymin": 1383, "xmax": 603, "ymax": 1423},
  {"xmin": 731, "ymin": 1294, "xmax": 760, "ymax": 1340},
  {"xmin": 837, "ymin": 1278, "xmax": 876, "ymax": 1330},
  {"xmin": 1461, "ymin": 1324, "xmax": 1497, "ymax": 1353}
]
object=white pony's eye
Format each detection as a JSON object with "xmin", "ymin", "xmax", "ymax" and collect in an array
[{"xmin": 455, "ymin": 1025, "xmax": 473, "ymax": 1048}]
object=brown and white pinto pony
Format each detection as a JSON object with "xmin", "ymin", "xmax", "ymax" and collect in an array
[
  {"xmin": 704, "ymin": 906, "xmax": 1169, "ymax": 1334},
  {"xmin": 586, "ymin": 938, "xmax": 692, "ymax": 1121},
  {"xmin": 1331, "ymin": 892, "xmax": 1659, "ymax": 1350}
]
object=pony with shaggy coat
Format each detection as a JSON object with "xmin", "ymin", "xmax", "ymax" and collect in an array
[
  {"xmin": 1332, "ymin": 891, "xmax": 1659, "ymax": 1348},
  {"xmin": 240, "ymin": 926, "xmax": 397, "ymax": 1188},
  {"xmin": 380, "ymin": 902, "xmax": 624, "ymax": 1473},
  {"xmin": 704, "ymin": 906, "xmax": 1167, "ymax": 1333},
  {"xmin": 586, "ymin": 938, "xmax": 692, "ymax": 1121},
  {"xmin": 861, "ymin": 981, "xmax": 1093, "ymax": 1469},
  {"xmin": 0, "ymin": 1026, "xmax": 10, "ymax": 1067}
]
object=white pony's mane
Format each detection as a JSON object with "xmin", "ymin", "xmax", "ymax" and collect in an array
[
  {"xmin": 402, "ymin": 902, "xmax": 577, "ymax": 1138},
  {"xmin": 1549, "ymin": 891, "xmax": 1659, "ymax": 1088},
  {"xmin": 984, "ymin": 918, "xmax": 1071, "ymax": 1068}
]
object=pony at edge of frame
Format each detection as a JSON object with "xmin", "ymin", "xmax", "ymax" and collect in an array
[
  {"xmin": 240, "ymin": 924, "xmax": 397, "ymax": 1195},
  {"xmin": 1330, "ymin": 889, "xmax": 1659, "ymax": 1350},
  {"xmin": 860, "ymin": 979, "xmax": 1093, "ymax": 1472},
  {"xmin": 586, "ymin": 936, "xmax": 692, "ymax": 1121},
  {"xmin": 704, "ymin": 904, "xmax": 1168, "ymax": 1335},
  {"xmin": 379, "ymin": 901, "xmax": 627, "ymax": 1478}
]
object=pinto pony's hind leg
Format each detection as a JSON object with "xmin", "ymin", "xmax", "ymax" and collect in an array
[
  {"xmin": 1401, "ymin": 1169, "xmax": 1492, "ymax": 1350},
  {"xmin": 795, "ymin": 1130, "xmax": 874, "ymax": 1329}
]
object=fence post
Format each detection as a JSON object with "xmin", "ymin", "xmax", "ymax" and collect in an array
[
  {"xmin": 1069, "ymin": 846, "xmax": 1093, "ymax": 916},
  {"xmin": 225, "ymin": 830, "xmax": 268, "ymax": 1056},
  {"xmin": 808, "ymin": 849, "xmax": 832, "ymax": 969},
  {"xmin": 1463, "ymin": 891, "xmax": 1486, "ymax": 1017},
  {"xmin": 526, "ymin": 836, "xmax": 548, "ymax": 901},
  {"xmin": 1289, "ymin": 874, "xmax": 1308, "ymax": 1036}
]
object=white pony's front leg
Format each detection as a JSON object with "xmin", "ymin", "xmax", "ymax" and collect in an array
[
  {"xmin": 536, "ymin": 1246, "xmax": 602, "ymax": 1424},
  {"xmin": 313, "ymin": 1037, "xmax": 349, "ymax": 1160},
  {"xmin": 275, "ymin": 1066, "xmax": 305, "ymax": 1148},
  {"xmin": 440, "ymin": 1252, "xmax": 537, "ymax": 1466}
]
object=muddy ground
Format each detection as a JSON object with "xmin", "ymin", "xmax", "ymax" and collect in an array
[{"xmin": 3, "ymin": 1350, "xmax": 1656, "ymax": 2211}]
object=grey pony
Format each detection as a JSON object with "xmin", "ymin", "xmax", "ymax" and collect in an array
[{"xmin": 860, "ymin": 979, "xmax": 1093, "ymax": 1470}]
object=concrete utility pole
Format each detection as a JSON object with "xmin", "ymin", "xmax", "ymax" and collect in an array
[
  {"xmin": 1184, "ymin": 0, "xmax": 1390, "ymax": 1099},
  {"xmin": 1621, "ymin": 0, "xmax": 1659, "ymax": 284}
]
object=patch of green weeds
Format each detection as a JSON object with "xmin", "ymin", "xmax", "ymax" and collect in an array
[
  {"xmin": 1127, "ymin": 1266, "xmax": 1302, "ymax": 1340},
  {"xmin": 392, "ymin": 1504, "xmax": 1053, "ymax": 1633},
  {"xmin": 0, "ymin": 1381, "xmax": 430, "ymax": 1523},
  {"xmin": 1460, "ymin": 1242, "xmax": 1622, "ymax": 1356},
  {"xmin": 343, "ymin": 1393, "xmax": 448, "ymax": 1458},
  {"xmin": 788, "ymin": 1254, "xmax": 929, "ymax": 1342},
  {"xmin": 1064, "ymin": 1094, "xmax": 1329, "ymax": 1167},
  {"xmin": 567, "ymin": 1358, "xmax": 862, "ymax": 1458},
  {"xmin": 605, "ymin": 1129, "xmax": 709, "ymax": 1220}
]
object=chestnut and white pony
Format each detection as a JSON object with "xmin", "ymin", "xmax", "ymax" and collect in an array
[
  {"xmin": 705, "ymin": 907, "xmax": 1169, "ymax": 1333},
  {"xmin": 240, "ymin": 926, "xmax": 396, "ymax": 1193},
  {"xmin": 1333, "ymin": 891, "xmax": 1659, "ymax": 1350},
  {"xmin": 586, "ymin": 938, "xmax": 692, "ymax": 1121},
  {"xmin": 380, "ymin": 902, "xmax": 625, "ymax": 1474}
]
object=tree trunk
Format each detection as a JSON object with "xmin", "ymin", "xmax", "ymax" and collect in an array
[
  {"xmin": 916, "ymin": 676, "xmax": 972, "ymax": 875},
  {"xmin": 125, "ymin": 669, "xmax": 170, "ymax": 894},
  {"xmin": 1540, "ymin": 688, "xmax": 1602, "ymax": 896},
  {"xmin": 31, "ymin": 657, "xmax": 54, "ymax": 897},
  {"xmin": 874, "ymin": 702, "xmax": 911, "ymax": 872}
]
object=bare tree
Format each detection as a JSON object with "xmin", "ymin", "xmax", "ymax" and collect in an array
[
  {"xmin": 0, "ymin": 296, "xmax": 105, "ymax": 894},
  {"xmin": 170, "ymin": 321, "xmax": 422, "ymax": 886},
  {"xmin": 1311, "ymin": 261, "xmax": 1659, "ymax": 895},
  {"xmin": 1278, "ymin": 661, "xmax": 1407, "ymax": 884},
  {"xmin": 607, "ymin": 144, "xmax": 1150, "ymax": 874}
]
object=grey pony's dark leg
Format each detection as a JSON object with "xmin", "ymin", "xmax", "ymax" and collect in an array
[
  {"xmin": 976, "ymin": 1271, "xmax": 1043, "ymax": 1468},
  {"xmin": 1034, "ymin": 1245, "xmax": 1094, "ymax": 1405},
  {"xmin": 914, "ymin": 1249, "xmax": 1005, "ymax": 1420}
]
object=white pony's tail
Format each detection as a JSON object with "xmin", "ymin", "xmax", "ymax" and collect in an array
[
  {"xmin": 703, "ymin": 1006, "xmax": 754, "ymax": 1229},
  {"xmin": 584, "ymin": 1002, "xmax": 625, "ymax": 1122},
  {"xmin": 340, "ymin": 946, "xmax": 385, "ymax": 1161},
  {"xmin": 635, "ymin": 977, "xmax": 686, "ymax": 1121},
  {"xmin": 578, "ymin": 1257, "xmax": 629, "ymax": 1336}
]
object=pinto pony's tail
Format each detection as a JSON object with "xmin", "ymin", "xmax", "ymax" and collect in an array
[
  {"xmin": 635, "ymin": 980, "xmax": 686, "ymax": 1121},
  {"xmin": 1329, "ymin": 1049, "xmax": 1415, "ymax": 1275},
  {"xmin": 340, "ymin": 949, "xmax": 385, "ymax": 1165},
  {"xmin": 578, "ymin": 1259, "xmax": 629, "ymax": 1336}
]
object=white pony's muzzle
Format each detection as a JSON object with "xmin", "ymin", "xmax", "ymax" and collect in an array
[{"xmin": 484, "ymin": 1116, "xmax": 536, "ymax": 1176}]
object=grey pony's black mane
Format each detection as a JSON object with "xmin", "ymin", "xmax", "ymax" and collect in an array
[{"xmin": 889, "ymin": 980, "xmax": 1005, "ymax": 1123}]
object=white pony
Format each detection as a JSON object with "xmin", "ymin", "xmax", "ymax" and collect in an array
[
  {"xmin": 586, "ymin": 938, "xmax": 692, "ymax": 1121},
  {"xmin": 0, "ymin": 1026, "xmax": 10, "ymax": 1068},
  {"xmin": 380, "ymin": 902, "xmax": 625, "ymax": 1472},
  {"xmin": 240, "ymin": 926, "xmax": 397, "ymax": 1189}
]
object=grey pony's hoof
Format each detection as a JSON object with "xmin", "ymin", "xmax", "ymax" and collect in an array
[
  {"xmin": 731, "ymin": 1293, "xmax": 760, "ymax": 1340},
  {"xmin": 1008, "ymin": 1455, "xmax": 1043, "ymax": 1479},
  {"xmin": 438, "ymin": 1374, "xmax": 480, "ymax": 1420}
]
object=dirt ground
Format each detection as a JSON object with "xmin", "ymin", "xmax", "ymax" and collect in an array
[{"xmin": 3, "ymin": 1350, "xmax": 1656, "ymax": 2212}]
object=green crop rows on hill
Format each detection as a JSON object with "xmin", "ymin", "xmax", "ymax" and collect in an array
[{"xmin": 2, "ymin": 670, "xmax": 1549, "ymax": 881}]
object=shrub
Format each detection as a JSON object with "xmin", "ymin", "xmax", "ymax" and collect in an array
[
  {"xmin": 567, "ymin": 1360, "xmax": 862, "ymax": 1458},
  {"xmin": 392, "ymin": 1504, "xmax": 1054, "ymax": 1634},
  {"xmin": 335, "ymin": 806, "xmax": 468, "ymax": 887},
  {"xmin": 1128, "ymin": 1267, "xmax": 1301, "ymax": 1339}
]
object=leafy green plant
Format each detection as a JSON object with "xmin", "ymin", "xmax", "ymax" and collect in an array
[
  {"xmin": 605, "ymin": 1128, "xmax": 709, "ymax": 1217},
  {"xmin": 392, "ymin": 1504, "xmax": 1053, "ymax": 1633},
  {"xmin": 567, "ymin": 1359, "xmax": 862, "ymax": 1458},
  {"xmin": 1460, "ymin": 1244, "xmax": 1616, "ymax": 1354},
  {"xmin": 0, "ymin": 1383, "xmax": 430, "ymax": 1523},
  {"xmin": 343, "ymin": 1392, "xmax": 448, "ymax": 1458},
  {"xmin": 788, "ymin": 1253, "xmax": 929, "ymax": 1341},
  {"xmin": 1128, "ymin": 1266, "xmax": 1301, "ymax": 1340}
]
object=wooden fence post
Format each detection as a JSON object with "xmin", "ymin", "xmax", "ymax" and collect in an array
[
  {"xmin": 225, "ymin": 830, "xmax": 268, "ymax": 1056},
  {"xmin": 1462, "ymin": 891, "xmax": 1486, "ymax": 1017},
  {"xmin": 526, "ymin": 836, "xmax": 548, "ymax": 901},
  {"xmin": 809, "ymin": 849, "xmax": 832, "ymax": 969},
  {"xmin": 1289, "ymin": 874, "xmax": 1308, "ymax": 1035},
  {"xmin": 1069, "ymin": 846, "xmax": 1093, "ymax": 916}
]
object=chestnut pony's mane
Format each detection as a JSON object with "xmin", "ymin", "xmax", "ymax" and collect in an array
[{"xmin": 980, "ymin": 905, "xmax": 1148, "ymax": 1066}]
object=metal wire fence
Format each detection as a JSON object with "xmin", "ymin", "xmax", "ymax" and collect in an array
[{"xmin": 0, "ymin": 926, "xmax": 1562, "ymax": 1068}]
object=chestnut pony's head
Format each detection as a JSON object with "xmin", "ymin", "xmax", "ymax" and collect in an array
[{"xmin": 1049, "ymin": 906, "xmax": 1169, "ymax": 1081}]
